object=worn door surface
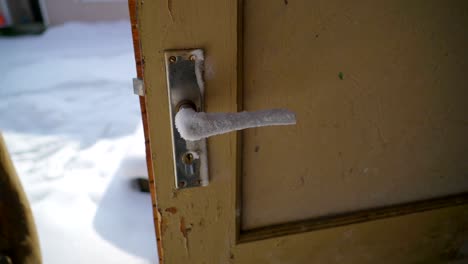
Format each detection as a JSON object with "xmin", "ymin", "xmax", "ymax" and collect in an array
[{"xmin": 130, "ymin": 0, "xmax": 468, "ymax": 263}]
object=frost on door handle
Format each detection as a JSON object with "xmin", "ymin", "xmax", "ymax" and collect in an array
[{"xmin": 175, "ymin": 107, "xmax": 296, "ymax": 141}]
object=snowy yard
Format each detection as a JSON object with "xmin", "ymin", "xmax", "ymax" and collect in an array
[{"xmin": 0, "ymin": 22, "xmax": 157, "ymax": 263}]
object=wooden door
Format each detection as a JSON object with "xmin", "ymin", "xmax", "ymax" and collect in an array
[{"xmin": 129, "ymin": 0, "xmax": 468, "ymax": 263}]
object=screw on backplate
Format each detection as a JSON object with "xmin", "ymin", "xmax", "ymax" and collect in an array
[
  {"xmin": 169, "ymin": 56, "xmax": 177, "ymax": 63},
  {"xmin": 189, "ymin": 55, "xmax": 196, "ymax": 61}
]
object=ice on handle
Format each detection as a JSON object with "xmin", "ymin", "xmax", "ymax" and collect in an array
[{"xmin": 175, "ymin": 108, "xmax": 297, "ymax": 141}]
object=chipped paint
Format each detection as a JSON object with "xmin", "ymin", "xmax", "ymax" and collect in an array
[
  {"xmin": 165, "ymin": 207, "xmax": 178, "ymax": 214},
  {"xmin": 167, "ymin": 0, "xmax": 174, "ymax": 21}
]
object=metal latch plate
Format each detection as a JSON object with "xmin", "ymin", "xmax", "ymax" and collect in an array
[{"xmin": 133, "ymin": 78, "xmax": 145, "ymax": 96}]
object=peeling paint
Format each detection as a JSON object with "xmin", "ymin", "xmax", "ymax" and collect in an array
[
  {"xmin": 171, "ymin": 188, "xmax": 178, "ymax": 198},
  {"xmin": 165, "ymin": 207, "xmax": 178, "ymax": 214},
  {"xmin": 167, "ymin": 0, "xmax": 174, "ymax": 21},
  {"xmin": 159, "ymin": 208, "xmax": 168, "ymax": 236}
]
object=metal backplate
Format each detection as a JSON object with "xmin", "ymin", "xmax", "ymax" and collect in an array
[
  {"xmin": 164, "ymin": 49, "xmax": 208, "ymax": 189},
  {"xmin": 133, "ymin": 78, "xmax": 145, "ymax": 96}
]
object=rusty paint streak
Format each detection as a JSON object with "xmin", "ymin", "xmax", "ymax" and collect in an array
[
  {"xmin": 179, "ymin": 217, "xmax": 191, "ymax": 255},
  {"xmin": 165, "ymin": 207, "xmax": 178, "ymax": 214},
  {"xmin": 179, "ymin": 217, "xmax": 188, "ymax": 237}
]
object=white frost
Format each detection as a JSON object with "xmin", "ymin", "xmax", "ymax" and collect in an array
[{"xmin": 175, "ymin": 108, "xmax": 296, "ymax": 141}]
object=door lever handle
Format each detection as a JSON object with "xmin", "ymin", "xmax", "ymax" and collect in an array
[
  {"xmin": 165, "ymin": 48, "xmax": 296, "ymax": 189},
  {"xmin": 175, "ymin": 106, "xmax": 296, "ymax": 141}
]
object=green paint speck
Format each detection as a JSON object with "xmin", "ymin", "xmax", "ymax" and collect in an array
[{"xmin": 338, "ymin": 72, "xmax": 344, "ymax": 80}]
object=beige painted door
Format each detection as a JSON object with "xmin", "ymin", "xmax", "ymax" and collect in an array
[{"xmin": 133, "ymin": 0, "xmax": 468, "ymax": 263}]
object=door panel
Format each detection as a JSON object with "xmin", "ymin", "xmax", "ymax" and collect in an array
[
  {"xmin": 235, "ymin": 204, "xmax": 468, "ymax": 264},
  {"xmin": 242, "ymin": 0, "xmax": 468, "ymax": 229},
  {"xmin": 134, "ymin": 0, "xmax": 468, "ymax": 263}
]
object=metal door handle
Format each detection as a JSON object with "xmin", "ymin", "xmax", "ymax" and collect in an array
[
  {"xmin": 164, "ymin": 49, "xmax": 296, "ymax": 189},
  {"xmin": 175, "ymin": 106, "xmax": 296, "ymax": 141}
]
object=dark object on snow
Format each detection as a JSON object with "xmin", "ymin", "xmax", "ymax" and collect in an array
[
  {"xmin": 0, "ymin": 0, "xmax": 47, "ymax": 36},
  {"xmin": 0, "ymin": 133, "xmax": 42, "ymax": 264},
  {"xmin": 134, "ymin": 178, "xmax": 150, "ymax": 193}
]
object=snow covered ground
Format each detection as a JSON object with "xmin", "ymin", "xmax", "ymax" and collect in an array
[{"xmin": 0, "ymin": 22, "xmax": 158, "ymax": 263}]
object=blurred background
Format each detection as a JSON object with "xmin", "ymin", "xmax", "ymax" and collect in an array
[{"xmin": 0, "ymin": 0, "xmax": 157, "ymax": 263}]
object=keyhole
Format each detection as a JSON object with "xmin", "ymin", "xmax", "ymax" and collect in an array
[{"xmin": 182, "ymin": 152, "xmax": 194, "ymax": 165}]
